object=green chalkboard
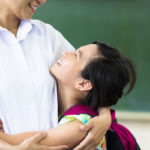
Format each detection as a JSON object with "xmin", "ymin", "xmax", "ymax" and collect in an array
[{"xmin": 33, "ymin": 0, "xmax": 150, "ymax": 111}]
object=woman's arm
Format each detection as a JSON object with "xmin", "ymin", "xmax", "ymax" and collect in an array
[
  {"xmin": 0, "ymin": 120, "xmax": 87, "ymax": 148},
  {"xmin": 0, "ymin": 132, "xmax": 68, "ymax": 150}
]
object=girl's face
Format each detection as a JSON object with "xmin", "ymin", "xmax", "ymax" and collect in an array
[
  {"xmin": 3, "ymin": 0, "xmax": 46, "ymax": 19},
  {"xmin": 50, "ymin": 44, "xmax": 100, "ymax": 87}
]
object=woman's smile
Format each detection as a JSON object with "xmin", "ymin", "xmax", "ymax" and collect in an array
[{"xmin": 28, "ymin": 3, "xmax": 37, "ymax": 14}]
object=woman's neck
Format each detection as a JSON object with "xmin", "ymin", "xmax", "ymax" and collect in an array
[
  {"xmin": 0, "ymin": 3, "xmax": 20, "ymax": 36},
  {"xmin": 57, "ymin": 82, "xmax": 79, "ymax": 116}
]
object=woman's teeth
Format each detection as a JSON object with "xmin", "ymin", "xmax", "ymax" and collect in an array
[{"xmin": 29, "ymin": 3, "xmax": 37, "ymax": 10}]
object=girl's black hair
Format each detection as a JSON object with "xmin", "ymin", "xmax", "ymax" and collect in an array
[{"xmin": 81, "ymin": 41, "xmax": 136, "ymax": 112}]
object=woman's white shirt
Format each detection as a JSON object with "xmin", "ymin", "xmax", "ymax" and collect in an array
[{"xmin": 0, "ymin": 19, "xmax": 74, "ymax": 135}]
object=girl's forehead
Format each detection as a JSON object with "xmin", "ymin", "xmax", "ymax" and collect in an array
[{"xmin": 77, "ymin": 44, "xmax": 100, "ymax": 60}]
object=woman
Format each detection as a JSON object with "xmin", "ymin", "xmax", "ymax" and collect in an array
[
  {"xmin": 0, "ymin": 42, "xmax": 136, "ymax": 149},
  {"xmin": 0, "ymin": 0, "xmax": 111, "ymax": 149}
]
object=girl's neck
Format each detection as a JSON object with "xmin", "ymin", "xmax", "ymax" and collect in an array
[
  {"xmin": 0, "ymin": 4, "xmax": 20, "ymax": 36},
  {"xmin": 57, "ymin": 82, "xmax": 79, "ymax": 116}
]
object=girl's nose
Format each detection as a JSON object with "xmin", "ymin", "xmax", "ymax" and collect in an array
[
  {"xmin": 62, "ymin": 51, "xmax": 70, "ymax": 57},
  {"xmin": 62, "ymin": 51, "xmax": 74, "ymax": 58}
]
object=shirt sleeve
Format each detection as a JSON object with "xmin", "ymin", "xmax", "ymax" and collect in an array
[
  {"xmin": 58, "ymin": 114, "xmax": 92, "ymax": 126},
  {"xmin": 45, "ymin": 23, "xmax": 75, "ymax": 62}
]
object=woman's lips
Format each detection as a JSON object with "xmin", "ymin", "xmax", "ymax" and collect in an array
[{"xmin": 28, "ymin": 3, "xmax": 38, "ymax": 13}]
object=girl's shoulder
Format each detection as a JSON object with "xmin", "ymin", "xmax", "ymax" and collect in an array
[
  {"xmin": 59, "ymin": 104, "xmax": 98, "ymax": 125},
  {"xmin": 59, "ymin": 114, "xmax": 92, "ymax": 126}
]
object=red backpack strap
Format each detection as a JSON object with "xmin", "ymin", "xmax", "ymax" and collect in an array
[
  {"xmin": 64, "ymin": 104, "xmax": 98, "ymax": 116},
  {"xmin": 110, "ymin": 109, "xmax": 136, "ymax": 150},
  {"xmin": 63, "ymin": 105, "xmax": 137, "ymax": 150}
]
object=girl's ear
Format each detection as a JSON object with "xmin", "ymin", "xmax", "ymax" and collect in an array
[{"xmin": 75, "ymin": 79, "xmax": 93, "ymax": 91}]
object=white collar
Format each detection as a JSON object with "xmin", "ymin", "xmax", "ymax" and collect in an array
[
  {"xmin": 0, "ymin": 19, "xmax": 33, "ymax": 41},
  {"xmin": 17, "ymin": 19, "xmax": 33, "ymax": 41}
]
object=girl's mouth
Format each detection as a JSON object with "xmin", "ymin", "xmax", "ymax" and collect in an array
[{"xmin": 57, "ymin": 60, "xmax": 63, "ymax": 66}]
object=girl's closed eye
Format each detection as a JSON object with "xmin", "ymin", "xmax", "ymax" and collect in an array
[{"xmin": 74, "ymin": 53, "xmax": 77, "ymax": 58}]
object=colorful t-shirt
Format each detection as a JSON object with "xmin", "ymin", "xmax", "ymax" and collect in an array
[{"xmin": 58, "ymin": 114, "xmax": 107, "ymax": 150}]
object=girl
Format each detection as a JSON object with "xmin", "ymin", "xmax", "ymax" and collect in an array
[{"xmin": 0, "ymin": 41, "xmax": 136, "ymax": 149}]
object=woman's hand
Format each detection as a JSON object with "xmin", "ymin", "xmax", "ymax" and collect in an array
[
  {"xmin": 15, "ymin": 132, "xmax": 68, "ymax": 150},
  {"xmin": 73, "ymin": 107, "xmax": 111, "ymax": 150},
  {"xmin": 0, "ymin": 138, "xmax": 14, "ymax": 150},
  {"xmin": 0, "ymin": 132, "xmax": 68, "ymax": 150},
  {"xmin": 0, "ymin": 120, "xmax": 4, "ymax": 132}
]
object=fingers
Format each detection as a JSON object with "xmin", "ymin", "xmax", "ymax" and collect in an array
[
  {"xmin": 22, "ymin": 132, "xmax": 47, "ymax": 145},
  {"xmin": 0, "ymin": 139, "xmax": 15, "ymax": 150},
  {"xmin": 74, "ymin": 120, "xmax": 94, "ymax": 150},
  {"xmin": 0, "ymin": 139, "xmax": 11, "ymax": 145},
  {"xmin": 73, "ymin": 133, "xmax": 93, "ymax": 150},
  {"xmin": 20, "ymin": 132, "xmax": 69, "ymax": 150},
  {"xmin": 46, "ymin": 145, "xmax": 69, "ymax": 150},
  {"xmin": 74, "ymin": 137, "xmax": 98, "ymax": 150},
  {"xmin": 32, "ymin": 145, "xmax": 68, "ymax": 150},
  {"xmin": 80, "ymin": 119, "xmax": 93, "ymax": 132},
  {"xmin": 75, "ymin": 117, "xmax": 103, "ymax": 150}
]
